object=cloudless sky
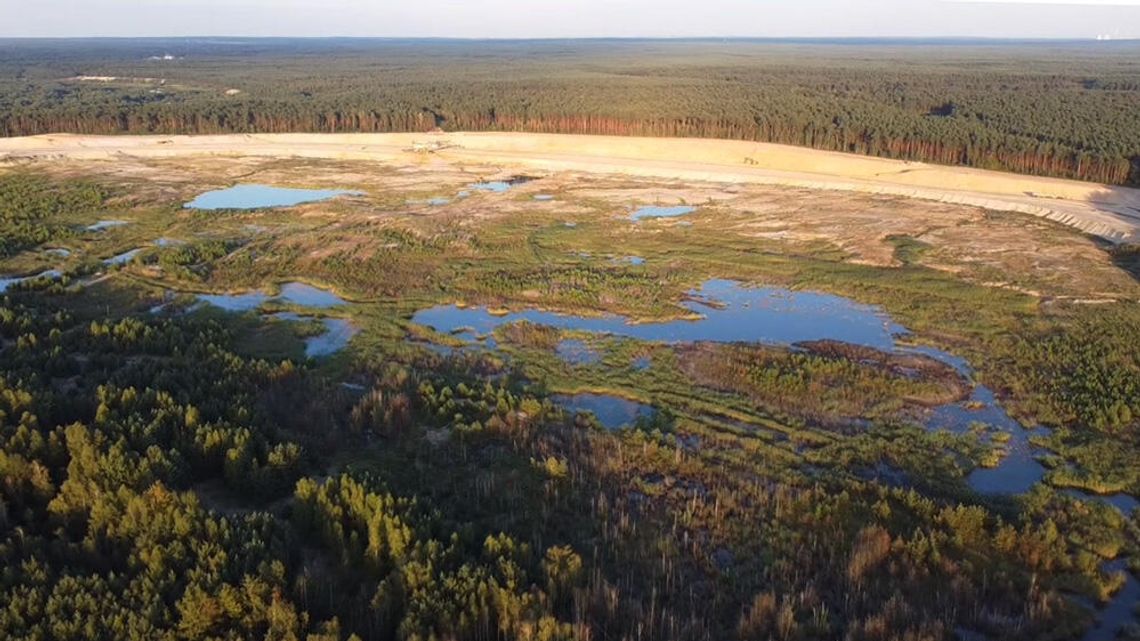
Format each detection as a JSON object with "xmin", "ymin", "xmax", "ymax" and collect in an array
[{"xmin": 2, "ymin": 0, "xmax": 1139, "ymax": 39}]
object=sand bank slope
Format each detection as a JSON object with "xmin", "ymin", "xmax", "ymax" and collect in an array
[{"xmin": 2, "ymin": 132, "xmax": 1138, "ymax": 242}]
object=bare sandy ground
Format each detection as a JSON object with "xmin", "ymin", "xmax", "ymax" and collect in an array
[{"xmin": 2, "ymin": 131, "xmax": 1139, "ymax": 243}]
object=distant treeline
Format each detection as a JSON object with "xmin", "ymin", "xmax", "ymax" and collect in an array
[{"xmin": 2, "ymin": 38, "xmax": 1139, "ymax": 185}]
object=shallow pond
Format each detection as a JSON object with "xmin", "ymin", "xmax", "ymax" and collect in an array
[
  {"xmin": 470, "ymin": 181, "xmax": 512, "ymax": 193},
  {"xmin": 273, "ymin": 312, "xmax": 359, "ymax": 358},
  {"xmin": 185, "ymin": 184, "xmax": 360, "ymax": 210},
  {"xmin": 85, "ymin": 220, "xmax": 128, "ymax": 232},
  {"xmin": 198, "ymin": 291, "xmax": 271, "ymax": 312},
  {"xmin": 413, "ymin": 279, "xmax": 905, "ymax": 352},
  {"xmin": 469, "ymin": 176, "xmax": 533, "ymax": 193},
  {"xmin": 925, "ymin": 386, "xmax": 1050, "ymax": 495},
  {"xmin": 412, "ymin": 278, "xmax": 1139, "ymax": 510},
  {"xmin": 104, "ymin": 248, "xmax": 143, "ymax": 266},
  {"xmin": 197, "ymin": 282, "xmax": 346, "ymax": 312},
  {"xmin": 556, "ymin": 339, "xmax": 601, "ymax": 366},
  {"xmin": 0, "ymin": 270, "xmax": 62, "ymax": 294},
  {"xmin": 631, "ymin": 205, "xmax": 696, "ymax": 221},
  {"xmin": 1067, "ymin": 490, "xmax": 1140, "ymax": 516},
  {"xmin": 278, "ymin": 282, "xmax": 347, "ymax": 308},
  {"xmin": 1081, "ymin": 559, "xmax": 1140, "ymax": 641},
  {"xmin": 553, "ymin": 393, "xmax": 655, "ymax": 430},
  {"xmin": 406, "ymin": 197, "xmax": 451, "ymax": 206}
]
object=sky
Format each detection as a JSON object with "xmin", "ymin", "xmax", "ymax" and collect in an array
[{"xmin": 2, "ymin": 0, "xmax": 1139, "ymax": 40}]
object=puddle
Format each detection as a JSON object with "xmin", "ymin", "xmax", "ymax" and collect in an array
[
  {"xmin": 1081, "ymin": 559, "xmax": 1140, "ymax": 641},
  {"xmin": 196, "ymin": 282, "xmax": 346, "ymax": 312},
  {"xmin": 1065, "ymin": 490, "xmax": 1140, "ymax": 516},
  {"xmin": 0, "ymin": 270, "xmax": 62, "ymax": 293},
  {"xmin": 470, "ymin": 181, "xmax": 512, "ymax": 193},
  {"xmin": 85, "ymin": 220, "xmax": 128, "ymax": 232},
  {"xmin": 469, "ymin": 176, "xmax": 534, "ymax": 193},
  {"xmin": 103, "ymin": 248, "xmax": 143, "ymax": 266},
  {"xmin": 154, "ymin": 238, "xmax": 184, "ymax": 247},
  {"xmin": 556, "ymin": 339, "xmax": 601, "ymax": 366},
  {"xmin": 406, "ymin": 197, "xmax": 451, "ymax": 206},
  {"xmin": 185, "ymin": 184, "xmax": 360, "ymax": 210},
  {"xmin": 534, "ymin": 194, "xmax": 555, "ymax": 201},
  {"xmin": 633, "ymin": 356, "xmax": 652, "ymax": 371},
  {"xmin": 272, "ymin": 312, "xmax": 359, "ymax": 358},
  {"xmin": 626, "ymin": 256, "xmax": 646, "ymax": 266},
  {"xmin": 904, "ymin": 345, "xmax": 972, "ymax": 376},
  {"xmin": 45, "ymin": 248, "xmax": 71, "ymax": 257},
  {"xmin": 277, "ymin": 282, "xmax": 347, "ymax": 308},
  {"xmin": 198, "ymin": 291, "xmax": 271, "ymax": 312},
  {"xmin": 631, "ymin": 205, "xmax": 696, "ymax": 221},
  {"xmin": 553, "ymin": 393, "xmax": 655, "ymax": 430},
  {"xmin": 414, "ymin": 280, "xmax": 905, "ymax": 352},
  {"xmin": 925, "ymin": 386, "xmax": 1050, "ymax": 495}
]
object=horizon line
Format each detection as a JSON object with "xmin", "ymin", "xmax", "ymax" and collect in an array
[{"xmin": 2, "ymin": 35, "xmax": 1139, "ymax": 42}]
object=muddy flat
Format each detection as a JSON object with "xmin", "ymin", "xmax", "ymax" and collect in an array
[{"xmin": 2, "ymin": 131, "xmax": 1139, "ymax": 243}]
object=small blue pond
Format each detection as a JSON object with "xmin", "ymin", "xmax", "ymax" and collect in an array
[
  {"xmin": 1067, "ymin": 490, "xmax": 1140, "ymax": 516},
  {"xmin": 272, "ymin": 313, "xmax": 360, "ymax": 358},
  {"xmin": 469, "ymin": 177, "xmax": 533, "ymax": 193},
  {"xmin": 198, "ymin": 291, "xmax": 271, "ymax": 312},
  {"xmin": 556, "ymin": 339, "xmax": 601, "ymax": 366},
  {"xmin": 185, "ymin": 185, "xmax": 360, "ymax": 210},
  {"xmin": 470, "ymin": 182, "xmax": 511, "ymax": 193},
  {"xmin": 925, "ymin": 386, "xmax": 1050, "ymax": 495},
  {"xmin": 631, "ymin": 205, "xmax": 696, "ymax": 221},
  {"xmin": 278, "ymin": 282, "xmax": 347, "ymax": 308},
  {"xmin": 103, "ymin": 249, "xmax": 143, "ymax": 266},
  {"xmin": 197, "ymin": 282, "xmax": 346, "ymax": 312},
  {"xmin": 553, "ymin": 393, "xmax": 655, "ymax": 430},
  {"xmin": 85, "ymin": 220, "xmax": 129, "ymax": 232},
  {"xmin": 0, "ymin": 270, "xmax": 62, "ymax": 294},
  {"xmin": 1081, "ymin": 559, "xmax": 1140, "ymax": 641},
  {"xmin": 413, "ymin": 279, "xmax": 904, "ymax": 351}
]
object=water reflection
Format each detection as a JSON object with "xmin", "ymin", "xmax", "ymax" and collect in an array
[
  {"xmin": 631, "ymin": 205, "xmax": 696, "ymax": 221},
  {"xmin": 85, "ymin": 220, "xmax": 128, "ymax": 232},
  {"xmin": 413, "ymin": 279, "xmax": 905, "ymax": 352},
  {"xmin": 556, "ymin": 339, "xmax": 601, "ymax": 366},
  {"xmin": 553, "ymin": 393, "xmax": 655, "ymax": 430},
  {"xmin": 185, "ymin": 184, "xmax": 360, "ymax": 210},
  {"xmin": 0, "ymin": 270, "xmax": 62, "ymax": 293}
]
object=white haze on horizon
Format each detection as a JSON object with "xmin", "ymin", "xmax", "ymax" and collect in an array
[{"xmin": 2, "ymin": 0, "xmax": 1139, "ymax": 40}]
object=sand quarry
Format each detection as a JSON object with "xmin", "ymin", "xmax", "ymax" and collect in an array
[{"xmin": 2, "ymin": 132, "xmax": 1139, "ymax": 244}]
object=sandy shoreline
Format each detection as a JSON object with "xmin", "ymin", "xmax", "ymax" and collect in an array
[{"xmin": 2, "ymin": 131, "xmax": 1138, "ymax": 243}]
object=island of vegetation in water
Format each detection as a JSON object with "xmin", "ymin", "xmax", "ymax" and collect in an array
[{"xmin": 1, "ymin": 41, "xmax": 1140, "ymax": 641}]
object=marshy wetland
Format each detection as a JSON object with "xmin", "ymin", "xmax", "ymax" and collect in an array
[{"xmin": 3, "ymin": 145, "xmax": 1140, "ymax": 641}]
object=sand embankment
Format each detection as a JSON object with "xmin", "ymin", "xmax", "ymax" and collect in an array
[{"xmin": 2, "ymin": 132, "xmax": 1138, "ymax": 242}]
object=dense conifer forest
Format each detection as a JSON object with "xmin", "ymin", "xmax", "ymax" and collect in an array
[{"xmin": 1, "ymin": 38, "xmax": 1139, "ymax": 185}]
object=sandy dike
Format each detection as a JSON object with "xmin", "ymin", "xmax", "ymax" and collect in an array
[{"xmin": 2, "ymin": 131, "xmax": 1138, "ymax": 242}]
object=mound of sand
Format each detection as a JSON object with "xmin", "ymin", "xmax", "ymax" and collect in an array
[{"xmin": 2, "ymin": 131, "xmax": 1138, "ymax": 242}]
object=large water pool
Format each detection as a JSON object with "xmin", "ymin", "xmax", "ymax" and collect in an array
[{"xmin": 185, "ymin": 184, "xmax": 360, "ymax": 210}]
